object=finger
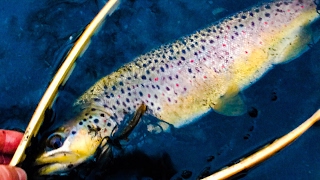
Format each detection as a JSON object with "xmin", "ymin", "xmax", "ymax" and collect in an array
[
  {"xmin": 0, "ymin": 165, "xmax": 27, "ymax": 180},
  {"xmin": 0, "ymin": 130, "xmax": 24, "ymax": 154}
]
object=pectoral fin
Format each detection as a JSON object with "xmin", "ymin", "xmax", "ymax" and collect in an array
[{"xmin": 212, "ymin": 86, "xmax": 247, "ymax": 116}]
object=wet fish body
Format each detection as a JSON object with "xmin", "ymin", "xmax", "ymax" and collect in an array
[{"xmin": 35, "ymin": 0, "xmax": 320, "ymax": 175}]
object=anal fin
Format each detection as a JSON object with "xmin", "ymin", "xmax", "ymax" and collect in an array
[{"xmin": 212, "ymin": 85, "xmax": 247, "ymax": 116}]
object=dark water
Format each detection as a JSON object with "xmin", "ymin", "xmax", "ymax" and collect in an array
[{"xmin": 1, "ymin": 0, "xmax": 320, "ymax": 179}]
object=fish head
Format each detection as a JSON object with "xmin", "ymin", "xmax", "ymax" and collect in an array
[{"xmin": 34, "ymin": 106, "xmax": 118, "ymax": 175}]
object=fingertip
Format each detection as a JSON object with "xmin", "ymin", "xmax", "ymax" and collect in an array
[
  {"xmin": 0, "ymin": 130, "xmax": 24, "ymax": 154},
  {"xmin": 15, "ymin": 167, "xmax": 27, "ymax": 180}
]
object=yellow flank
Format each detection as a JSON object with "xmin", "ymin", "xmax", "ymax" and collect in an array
[
  {"xmin": 158, "ymin": 69, "xmax": 231, "ymax": 127},
  {"xmin": 231, "ymin": 8, "xmax": 319, "ymax": 90}
]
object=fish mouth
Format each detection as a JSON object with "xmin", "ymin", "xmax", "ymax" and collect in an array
[{"xmin": 34, "ymin": 151, "xmax": 87, "ymax": 175}]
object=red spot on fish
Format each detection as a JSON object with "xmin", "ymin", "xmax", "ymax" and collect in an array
[
  {"xmin": 118, "ymin": 95, "xmax": 121, "ymax": 98},
  {"xmin": 190, "ymin": 60, "xmax": 194, "ymax": 63},
  {"xmin": 148, "ymin": 94, "xmax": 151, "ymax": 98},
  {"xmin": 245, "ymin": 51, "xmax": 248, "ymax": 54},
  {"xmin": 301, "ymin": 5, "xmax": 304, "ymax": 8},
  {"xmin": 155, "ymin": 77, "xmax": 159, "ymax": 81},
  {"xmin": 176, "ymin": 83, "xmax": 179, "ymax": 87},
  {"xmin": 222, "ymin": 44, "xmax": 226, "ymax": 47},
  {"xmin": 264, "ymin": 22, "xmax": 268, "ymax": 25},
  {"xmin": 204, "ymin": 76, "xmax": 207, "ymax": 79}
]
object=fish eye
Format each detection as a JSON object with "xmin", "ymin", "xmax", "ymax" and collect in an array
[{"xmin": 46, "ymin": 134, "xmax": 64, "ymax": 150}]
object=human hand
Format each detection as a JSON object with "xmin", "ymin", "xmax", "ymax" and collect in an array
[{"xmin": 0, "ymin": 129, "xmax": 27, "ymax": 180}]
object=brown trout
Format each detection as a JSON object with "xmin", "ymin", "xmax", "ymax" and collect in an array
[{"xmin": 35, "ymin": 0, "xmax": 320, "ymax": 175}]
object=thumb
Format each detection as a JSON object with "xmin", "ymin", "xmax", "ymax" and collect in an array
[{"xmin": 0, "ymin": 165, "xmax": 27, "ymax": 180}]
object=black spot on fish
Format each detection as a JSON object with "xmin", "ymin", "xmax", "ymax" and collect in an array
[
  {"xmin": 83, "ymin": 119, "xmax": 87, "ymax": 122},
  {"xmin": 79, "ymin": 122, "xmax": 83, "ymax": 125},
  {"xmin": 107, "ymin": 122, "xmax": 111, "ymax": 127},
  {"xmin": 139, "ymin": 92, "xmax": 143, "ymax": 97},
  {"xmin": 141, "ymin": 75, "xmax": 147, "ymax": 80},
  {"xmin": 265, "ymin": 13, "xmax": 270, "ymax": 17},
  {"xmin": 94, "ymin": 119, "xmax": 99, "ymax": 123},
  {"xmin": 265, "ymin": 4, "xmax": 271, "ymax": 9},
  {"xmin": 93, "ymin": 98, "xmax": 100, "ymax": 102},
  {"xmin": 241, "ymin": 15, "xmax": 246, "ymax": 19},
  {"xmin": 89, "ymin": 116, "xmax": 92, "ymax": 119},
  {"xmin": 71, "ymin": 131, "xmax": 76, "ymax": 135},
  {"xmin": 100, "ymin": 114, "xmax": 105, "ymax": 117},
  {"xmin": 112, "ymin": 86, "xmax": 117, "ymax": 91},
  {"xmin": 119, "ymin": 81, "xmax": 124, "ymax": 86}
]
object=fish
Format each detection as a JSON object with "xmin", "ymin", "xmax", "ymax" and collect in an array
[{"xmin": 34, "ymin": 0, "xmax": 320, "ymax": 175}]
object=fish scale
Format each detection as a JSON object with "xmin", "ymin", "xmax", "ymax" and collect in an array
[
  {"xmin": 35, "ymin": 0, "xmax": 320, "ymax": 175},
  {"xmin": 76, "ymin": 0, "xmax": 319, "ymax": 127}
]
